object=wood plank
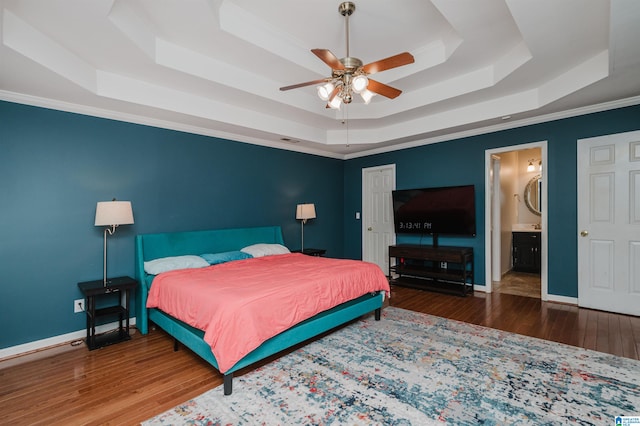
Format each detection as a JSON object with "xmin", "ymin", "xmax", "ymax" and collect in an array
[
  {"xmin": 596, "ymin": 311, "xmax": 611, "ymax": 354},
  {"xmin": 607, "ymin": 313, "xmax": 624, "ymax": 358},
  {"xmin": 619, "ymin": 316, "xmax": 639, "ymax": 359},
  {"xmin": 582, "ymin": 309, "xmax": 599, "ymax": 351}
]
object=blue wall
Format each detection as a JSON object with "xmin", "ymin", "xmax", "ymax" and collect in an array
[
  {"xmin": 0, "ymin": 101, "xmax": 344, "ymax": 349},
  {"xmin": 3, "ymin": 99, "xmax": 640, "ymax": 350},
  {"xmin": 343, "ymin": 104, "xmax": 640, "ymax": 298}
]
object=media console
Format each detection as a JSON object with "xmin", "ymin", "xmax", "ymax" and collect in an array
[{"xmin": 388, "ymin": 244, "xmax": 474, "ymax": 296}]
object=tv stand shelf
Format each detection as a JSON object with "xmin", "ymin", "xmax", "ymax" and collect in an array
[{"xmin": 388, "ymin": 244, "xmax": 474, "ymax": 296}]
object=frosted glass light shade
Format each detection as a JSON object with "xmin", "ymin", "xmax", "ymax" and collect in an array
[
  {"xmin": 328, "ymin": 95, "xmax": 342, "ymax": 110},
  {"xmin": 352, "ymin": 75, "xmax": 368, "ymax": 93},
  {"xmin": 95, "ymin": 201, "xmax": 134, "ymax": 226},
  {"xmin": 360, "ymin": 89, "xmax": 374, "ymax": 104},
  {"xmin": 317, "ymin": 82, "xmax": 335, "ymax": 101}
]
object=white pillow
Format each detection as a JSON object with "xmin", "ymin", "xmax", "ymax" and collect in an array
[
  {"xmin": 144, "ymin": 255, "xmax": 209, "ymax": 275},
  {"xmin": 240, "ymin": 243, "xmax": 290, "ymax": 258}
]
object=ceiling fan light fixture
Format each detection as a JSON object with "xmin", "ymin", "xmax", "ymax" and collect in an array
[
  {"xmin": 279, "ymin": 2, "xmax": 414, "ymax": 109},
  {"xmin": 317, "ymin": 82, "xmax": 335, "ymax": 101},
  {"xmin": 328, "ymin": 95, "xmax": 342, "ymax": 110},
  {"xmin": 352, "ymin": 75, "xmax": 368, "ymax": 93},
  {"xmin": 360, "ymin": 89, "xmax": 374, "ymax": 104}
]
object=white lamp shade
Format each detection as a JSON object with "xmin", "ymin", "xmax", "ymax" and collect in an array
[
  {"xmin": 95, "ymin": 201, "xmax": 134, "ymax": 226},
  {"xmin": 352, "ymin": 75, "xmax": 368, "ymax": 93},
  {"xmin": 360, "ymin": 89, "xmax": 374, "ymax": 104},
  {"xmin": 328, "ymin": 95, "xmax": 342, "ymax": 110},
  {"xmin": 317, "ymin": 82, "xmax": 335, "ymax": 101},
  {"xmin": 296, "ymin": 203, "xmax": 316, "ymax": 220}
]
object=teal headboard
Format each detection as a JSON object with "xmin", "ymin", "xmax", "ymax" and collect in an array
[{"xmin": 135, "ymin": 226, "xmax": 285, "ymax": 333}]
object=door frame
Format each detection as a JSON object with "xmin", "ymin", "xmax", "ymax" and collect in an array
[
  {"xmin": 484, "ymin": 141, "xmax": 548, "ymax": 299},
  {"xmin": 491, "ymin": 155, "xmax": 502, "ymax": 282},
  {"xmin": 361, "ymin": 164, "xmax": 396, "ymax": 264}
]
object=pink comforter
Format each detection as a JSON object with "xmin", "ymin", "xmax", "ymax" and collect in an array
[{"xmin": 146, "ymin": 253, "xmax": 390, "ymax": 373}]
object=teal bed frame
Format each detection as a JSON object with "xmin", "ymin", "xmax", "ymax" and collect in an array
[{"xmin": 135, "ymin": 226, "xmax": 384, "ymax": 395}]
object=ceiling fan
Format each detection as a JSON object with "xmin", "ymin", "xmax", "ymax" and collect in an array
[{"xmin": 279, "ymin": 1, "xmax": 414, "ymax": 109}]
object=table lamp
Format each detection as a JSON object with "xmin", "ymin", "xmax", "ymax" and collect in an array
[{"xmin": 296, "ymin": 203, "xmax": 316, "ymax": 252}]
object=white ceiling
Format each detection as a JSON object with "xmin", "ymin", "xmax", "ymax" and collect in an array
[{"xmin": 2, "ymin": 0, "xmax": 640, "ymax": 159}]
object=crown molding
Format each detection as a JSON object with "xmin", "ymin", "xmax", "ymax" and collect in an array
[
  {"xmin": 0, "ymin": 91, "xmax": 344, "ymax": 160},
  {"xmin": 344, "ymin": 95, "xmax": 640, "ymax": 159},
  {"xmin": 2, "ymin": 90, "xmax": 639, "ymax": 161}
]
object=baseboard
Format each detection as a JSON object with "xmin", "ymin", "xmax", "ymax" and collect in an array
[{"xmin": 0, "ymin": 317, "xmax": 137, "ymax": 362}]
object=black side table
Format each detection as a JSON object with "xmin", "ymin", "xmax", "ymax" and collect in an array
[
  {"xmin": 77, "ymin": 276, "xmax": 137, "ymax": 350},
  {"xmin": 295, "ymin": 248, "xmax": 326, "ymax": 257}
]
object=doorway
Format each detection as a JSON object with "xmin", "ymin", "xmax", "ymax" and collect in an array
[{"xmin": 485, "ymin": 142, "xmax": 548, "ymax": 300}]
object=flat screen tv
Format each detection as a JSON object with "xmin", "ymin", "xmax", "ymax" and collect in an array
[{"xmin": 392, "ymin": 185, "xmax": 476, "ymax": 245}]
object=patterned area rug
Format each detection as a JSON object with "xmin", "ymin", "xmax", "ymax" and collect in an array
[{"xmin": 143, "ymin": 307, "xmax": 640, "ymax": 425}]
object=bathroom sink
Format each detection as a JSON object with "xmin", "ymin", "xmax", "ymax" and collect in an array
[{"xmin": 512, "ymin": 224, "xmax": 542, "ymax": 232}]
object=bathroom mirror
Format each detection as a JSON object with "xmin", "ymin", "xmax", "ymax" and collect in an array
[{"xmin": 524, "ymin": 174, "xmax": 542, "ymax": 215}]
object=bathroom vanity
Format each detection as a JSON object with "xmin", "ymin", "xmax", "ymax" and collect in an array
[{"xmin": 512, "ymin": 229, "xmax": 541, "ymax": 273}]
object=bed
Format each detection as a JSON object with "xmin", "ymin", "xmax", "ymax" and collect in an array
[{"xmin": 135, "ymin": 226, "xmax": 389, "ymax": 395}]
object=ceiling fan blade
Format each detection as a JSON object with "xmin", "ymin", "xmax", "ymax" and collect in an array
[
  {"xmin": 311, "ymin": 49, "xmax": 346, "ymax": 70},
  {"xmin": 362, "ymin": 52, "xmax": 414, "ymax": 75},
  {"xmin": 367, "ymin": 79, "xmax": 402, "ymax": 99},
  {"xmin": 280, "ymin": 79, "xmax": 328, "ymax": 91}
]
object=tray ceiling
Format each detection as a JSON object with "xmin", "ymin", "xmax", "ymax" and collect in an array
[{"xmin": 1, "ymin": 0, "xmax": 639, "ymax": 158}]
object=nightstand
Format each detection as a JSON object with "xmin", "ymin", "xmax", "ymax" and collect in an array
[
  {"xmin": 295, "ymin": 248, "xmax": 326, "ymax": 257},
  {"xmin": 77, "ymin": 276, "xmax": 137, "ymax": 350}
]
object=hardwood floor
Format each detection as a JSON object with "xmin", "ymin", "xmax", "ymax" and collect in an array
[
  {"xmin": 2, "ymin": 286, "xmax": 639, "ymax": 425},
  {"xmin": 389, "ymin": 285, "xmax": 640, "ymax": 359}
]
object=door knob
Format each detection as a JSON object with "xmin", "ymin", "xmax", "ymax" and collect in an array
[
  {"xmin": 580, "ymin": 230, "xmax": 589, "ymax": 237},
  {"xmin": 367, "ymin": 227, "xmax": 373, "ymax": 231}
]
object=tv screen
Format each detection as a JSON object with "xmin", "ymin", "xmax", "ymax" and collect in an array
[{"xmin": 392, "ymin": 185, "xmax": 476, "ymax": 236}]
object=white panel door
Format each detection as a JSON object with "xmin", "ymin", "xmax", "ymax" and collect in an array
[
  {"xmin": 578, "ymin": 130, "xmax": 640, "ymax": 315},
  {"xmin": 362, "ymin": 165, "xmax": 395, "ymax": 273}
]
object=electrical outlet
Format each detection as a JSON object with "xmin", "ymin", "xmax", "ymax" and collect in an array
[
  {"xmin": 74, "ymin": 298, "xmax": 85, "ymax": 313},
  {"xmin": 440, "ymin": 261, "xmax": 447, "ymax": 269}
]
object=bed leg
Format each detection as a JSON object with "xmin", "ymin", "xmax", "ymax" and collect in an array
[
  {"xmin": 173, "ymin": 338, "xmax": 179, "ymax": 352},
  {"xmin": 375, "ymin": 307, "xmax": 381, "ymax": 321},
  {"xmin": 223, "ymin": 373, "xmax": 233, "ymax": 395}
]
